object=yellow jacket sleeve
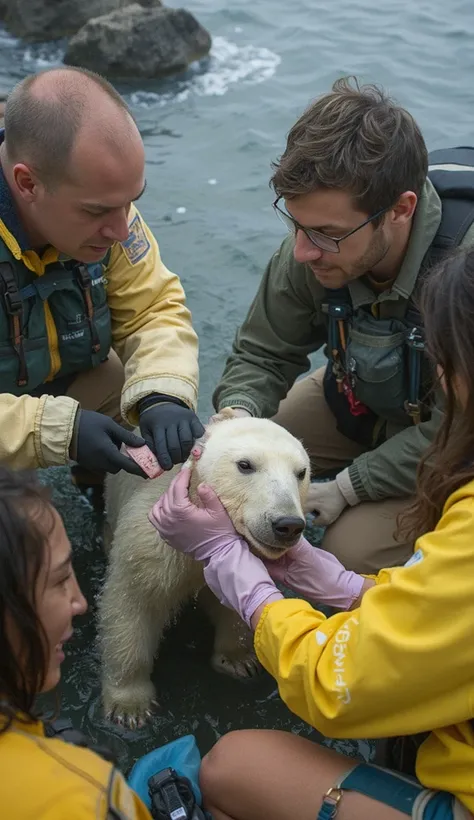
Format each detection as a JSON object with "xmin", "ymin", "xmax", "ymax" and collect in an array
[
  {"xmin": 255, "ymin": 482, "xmax": 474, "ymax": 739},
  {"xmin": 0, "ymin": 392, "xmax": 78, "ymax": 469},
  {"xmin": 106, "ymin": 205, "xmax": 199, "ymax": 423}
]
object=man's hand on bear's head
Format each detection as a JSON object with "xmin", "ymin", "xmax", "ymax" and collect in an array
[{"xmin": 139, "ymin": 401, "xmax": 205, "ymax": 471}]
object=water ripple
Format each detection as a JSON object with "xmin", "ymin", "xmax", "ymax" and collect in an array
[{"xmin": 130, "ymin": 35, "xmax": 281, "ymax": 107}]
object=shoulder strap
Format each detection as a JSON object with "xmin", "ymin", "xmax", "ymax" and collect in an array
[
  {"xmin": 408, "ymin": 146, "xmax": 474, "ymax": 327},
  {"xmin": 0, "ymin": 261, "xmax": 27, "ymax": 386},
  {"xmin": 424, "ymin": 146, "xmax": 474, "ymax": 270},
  {"xmin": 44, "ymin": 717, "xmax": 117, "ymax": 764}
]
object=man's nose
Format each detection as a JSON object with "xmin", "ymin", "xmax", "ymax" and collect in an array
[
  {"xmin": 100, "ymin": 209, "xmax": 130, "ymax": 243},
  {"xmin": 293, "ymin": 229, "xmax": 324, "ymax": 264}
]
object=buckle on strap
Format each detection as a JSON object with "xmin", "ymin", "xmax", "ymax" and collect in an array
[
  {"xmin": 148, "ymin": 767, "xmax": 190, "ymax": 820},
  {"xmin": 317, "ymin": 787, "xmax": 344, "ymax": 820},
  {"xmin": 4, "ymin": 287, "xmax": 22, "ymax": 314},
  {"xmin": 0, "ymin": 262, "xmax": 28, "ymax": 387},
  {"xmin": 0, "ymin": 263, "xmax": 22, "ymax": 316}
]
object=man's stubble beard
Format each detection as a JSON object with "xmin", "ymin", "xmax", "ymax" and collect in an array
[{"xmin": 349, "ymin": 228, "xmax": 391, "ymax": 282}]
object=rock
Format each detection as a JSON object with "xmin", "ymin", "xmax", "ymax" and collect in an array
[
  {"xmin": 64, "ymin": 4, "xmax": 212, "ymax": 80},
  {"xmin": 2, "ymin": 0, "xmax": 162, "ymax": 42}
]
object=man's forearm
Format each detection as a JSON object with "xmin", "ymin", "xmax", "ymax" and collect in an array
[{"xmin": 348, "ymin": 404, "xmax": 443, "ymax": 502}]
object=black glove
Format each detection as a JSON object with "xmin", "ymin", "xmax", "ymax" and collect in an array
[
  {"xmin": 139, "ymin": 401, "xmax": 205, "ymax": 470},
  {"xmin": 72, "ymin": 409, "xmax": 147, "ymax": 477}
]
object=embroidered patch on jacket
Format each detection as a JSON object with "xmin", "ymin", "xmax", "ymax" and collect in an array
[{"xmin": 121, "ymin": 214, "xmax": 151, "ymax": 264}]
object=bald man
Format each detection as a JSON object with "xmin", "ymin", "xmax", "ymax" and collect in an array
[{"xmin": 0, "ymin": 67, "xmax": 203, "ymax": 484}]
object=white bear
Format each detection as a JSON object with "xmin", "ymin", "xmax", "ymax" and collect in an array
[{"xmin": 99, "ymin": 410, "xmax": 310, "ymax": 727}]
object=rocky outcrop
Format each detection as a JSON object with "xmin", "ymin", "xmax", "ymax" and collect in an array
[
  {"xmin": 2, "ymin": 0, "xmax": 162, "ymax": 42},
  {"xmin": 64, "ymin": 4, "xmax": 212, "ymax": 79}
]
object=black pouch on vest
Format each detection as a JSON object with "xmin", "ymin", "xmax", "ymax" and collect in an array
[
  {"xmin": 148, "ymin": 767, "xmax": 207, "ymax": 820},
  {"xmin": 323, "ymin": 364, "xmax": 385, "ymax": 449}
]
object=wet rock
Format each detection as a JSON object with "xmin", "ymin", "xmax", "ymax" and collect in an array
[
  {"xmin": 64, "ymin": 4, "xmax": 212, "ymax": 80},
  {"xmin": 2, "ymin": 0, "xmax": 162, "ymax": 43}
]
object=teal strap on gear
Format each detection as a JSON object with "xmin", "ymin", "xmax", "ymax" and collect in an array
[
  {"xmin": 339, "ymin": 763, "xmax": 420, "ymax": 815},
  {"xmin": 317, "ymin": 787, "xmax": 344, "ymax": 819}
]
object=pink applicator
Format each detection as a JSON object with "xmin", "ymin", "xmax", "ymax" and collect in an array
[{"xmin": 124, "ymin": 444, "xmax": 164, "ymax": 479}]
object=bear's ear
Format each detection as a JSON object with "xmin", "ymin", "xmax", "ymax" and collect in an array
[
  {"xmin": 182, "ymin": 408, "xmax": 239, "ymax": 470},
  {"xmin": 207, "ymin": 407, "xmax": 239, "ymax": 426}
]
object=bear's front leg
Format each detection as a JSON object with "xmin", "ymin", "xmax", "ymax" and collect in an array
[
  {"xmin": 198, "ymin": 586, "xmax": 262, "ymax": 679},
  {"xmin": 98, "ymin": 553, "xmax": 164, "ymax": 729}
]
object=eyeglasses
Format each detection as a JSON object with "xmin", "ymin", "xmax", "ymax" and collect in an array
[{"xmin": 273, "ymin": 197, "xmax": 391, "ymax": 254}]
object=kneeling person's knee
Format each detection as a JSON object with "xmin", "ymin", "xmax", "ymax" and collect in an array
[{"xmin": 199, "ymin": 731, "xmax": 249, "ymax": 805}]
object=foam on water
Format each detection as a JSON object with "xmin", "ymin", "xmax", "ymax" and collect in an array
[
  {"xmin": 129, "ymin": 36, "xmax": 281, "ymax": 108},
  {"xmin": 22, "ymin": 43, "xmax": 65, "ymax": 71}
]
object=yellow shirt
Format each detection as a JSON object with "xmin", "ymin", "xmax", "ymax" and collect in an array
[
  {"xmin": 0, "ymin": 717, "xmax": 152, "ymax": 819},
  {"xmin": 255, "ymin": 479, "xmax": 474, "ymax": 812}
]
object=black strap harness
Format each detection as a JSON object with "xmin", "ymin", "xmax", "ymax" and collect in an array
[{"xmin": 0, "ymin": 259, "xmax": 102, "ymax": 388}]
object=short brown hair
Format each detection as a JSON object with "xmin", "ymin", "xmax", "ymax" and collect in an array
[
  {"xmin": 4, "ymin": 67, "xmax": 134, "ymax": 187},
  {"xmin": 271, "ymin": 76, "xmax": 428, "ymax": 214}
]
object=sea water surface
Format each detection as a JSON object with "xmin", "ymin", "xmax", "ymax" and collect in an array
[{"xmin": 1, "ymin": 0, "xmax": 473, "ymax": 771}]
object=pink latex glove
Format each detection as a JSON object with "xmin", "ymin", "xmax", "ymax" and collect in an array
[
  {"xmin": 148, "ymin": 467, "xmax": 239, "ymax": 562},
  {"xmin": 148, "ymin": 468, "xmax": 283, "ymax": 625},
  {"xmin": 263, "ymin": 538, "xmax": 364, "ymax": 610}
]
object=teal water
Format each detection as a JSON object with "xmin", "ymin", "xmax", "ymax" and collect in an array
[{"xmin": 1, "ymin": 0, "xmax": 473, "ymax": 773}]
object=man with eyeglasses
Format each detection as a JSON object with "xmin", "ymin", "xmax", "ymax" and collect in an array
[{"xmin": 213, "ymin": 77, "xmax": 474, "ymax": 574}]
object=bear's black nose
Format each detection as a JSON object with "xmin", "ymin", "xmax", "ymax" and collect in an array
[{"xmin": 271, "ymin": 516, "xmax": 305, "ymax": 541}]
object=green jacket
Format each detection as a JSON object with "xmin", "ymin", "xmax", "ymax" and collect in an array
[{"xmin": 213, "ymin": 179, "xmax": 474, "ymax": 502}]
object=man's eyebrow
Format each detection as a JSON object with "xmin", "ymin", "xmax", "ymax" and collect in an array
[
  {"xmin": 51, "ymin": 552, "xmax": 73, "ymax": 574},
  {"xmin": 310, "ymin": 223, "xmax": 346, "ymax": 234},
  {"xmin": 284, "ymin": 205, "xmax": 346, "ymax": 234},
  {"xmin": 82, "ymin": 180, "xmax": 147, "ymax": 212}
]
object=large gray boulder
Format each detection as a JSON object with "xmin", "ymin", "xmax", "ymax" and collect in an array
[
  {"xmin": 2, "ymin": 0, "xmax": 162, "ymax": 42},
  {"xmin": 64, "ymin": 4, "xmax": 212, "ymax": 80}
]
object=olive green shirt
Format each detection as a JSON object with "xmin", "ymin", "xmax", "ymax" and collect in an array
[{"xmin": 213, "ymin": 179, "xmax": 474, "ymax": 502}]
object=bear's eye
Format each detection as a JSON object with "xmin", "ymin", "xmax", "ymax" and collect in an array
[
  {"xmin": 297, "ymin": 468, "xmax": 307, "ymax": 481},
  {"xmin": 237, "ymin": 459, "xmax": 255, "ymax": 474}
]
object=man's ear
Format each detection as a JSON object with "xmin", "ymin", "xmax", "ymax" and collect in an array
[{"xmin": 389, "ymin": 190, "xmax": 417, "ymax": 226}]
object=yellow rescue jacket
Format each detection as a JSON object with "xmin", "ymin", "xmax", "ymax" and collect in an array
[
  {"xmin": 0, "ymin": 717, "xmax": 152, "ymax": 818},
  {"xmin": 0, "ymin": 198, "xmax": 199, "ymax": 469},
  {"xmin": 255, "ymin": 479, "xmax": 474, "ymax": 813}
]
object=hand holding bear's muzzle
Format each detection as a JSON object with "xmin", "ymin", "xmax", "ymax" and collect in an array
[
  {"xmin": 148, "ymin": 467, "xmax": 283, "ymax": 625},
  {"xmin": 148, "ymin": 467, "xmax": 240, "ymax": 562}
]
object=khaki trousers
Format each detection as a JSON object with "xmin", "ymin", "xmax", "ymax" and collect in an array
[
  {"xmin": 273, "ymin": 367, "xmax": 414, "ymax": 574},
  {"xmin": 66, "ymin": 348, "xmax": 124, "ymax": 423}
]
